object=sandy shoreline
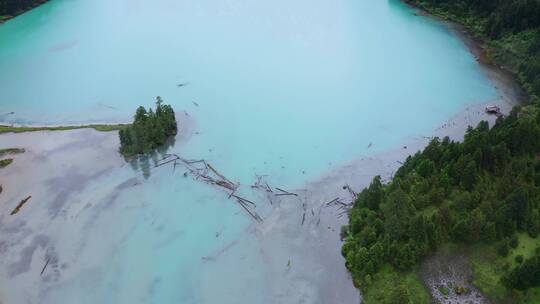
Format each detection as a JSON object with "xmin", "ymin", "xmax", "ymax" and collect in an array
[{"xmin": 0, "ymin": 114, "xmax": 197, "ymax": 304}]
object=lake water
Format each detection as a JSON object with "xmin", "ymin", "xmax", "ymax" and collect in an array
[{"xmin": 0, "ymin": 0, "xmax": 499, "ymax": 303}]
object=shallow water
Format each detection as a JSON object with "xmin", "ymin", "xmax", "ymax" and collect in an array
[{"xmin": 0, "ymin": 0, "xmax": 500, "ymax": 303}]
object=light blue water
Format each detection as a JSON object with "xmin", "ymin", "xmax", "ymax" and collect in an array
[
  {"xmin": 0, "ymin": 0, "xmax": 498, "ymax": 303},
  {"xmin": 0, "ymin": 0, "xmax": 497, "ymax": 183}
]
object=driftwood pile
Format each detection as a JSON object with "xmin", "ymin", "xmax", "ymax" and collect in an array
[
  {"xmin": 151, "ymin": 154, "xmax": 357, "ymax": 225},
  {"xmin": 154, "ymin": 154, "xmax": 263, "ymax": 222},
  {"xmin": 324, "ymin": 197, "xmax": 353, "ymax": 219}
]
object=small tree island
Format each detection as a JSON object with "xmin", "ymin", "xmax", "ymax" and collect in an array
[{"xmin": 119, "ymin": 97, "xmax": 177, "ymax": 156}]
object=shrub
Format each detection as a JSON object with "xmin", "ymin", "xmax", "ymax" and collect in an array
[
  {"xmin": 498, "ymin": 241, "xmax": 510, "ymax": 257},
  {"xmin": 509, "ymin": 236, "xmax": 519, "ymax": 249},
  {"xmin": 119, "ymin": 96, "xmax": 177, "ymax": 156}
]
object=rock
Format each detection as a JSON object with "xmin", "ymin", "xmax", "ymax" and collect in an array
[{"xmin": 454, "ymin": 285, "xmax": 470, "ymax": 295}]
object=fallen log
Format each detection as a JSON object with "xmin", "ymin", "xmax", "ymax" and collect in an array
[
  {"xmin": 154, "ymin": 157, "xmax": 180, "ymax": 168},
  {"xmin": 343, "ymin": 184, "xmax": 358, "ymax": 200},
  {"xmin": 40, "ymin": 258, "xmax": 50, "ymax": 276},
  {"xmin": 231, "ymin": 194, "xmax": 256, "ymax": 206},
  {"xmin": 11, "ymin": 195, "xmax": 31, "ymax": 215},
  {"xmin": 215, "ymin": 180, "xmax": 237, "ymax": 191},
  {"xmin": 183, "ymin": 159, "xmax": 206, "ymax": 165},
  {"xmin": 275, "ymin": 193, "xmax": 297, "ymax": 197},
  {"xmin": 207, "ymin": 164, "xmax": 236, "ymax": 187},
  {"xmin": 264, "ymin": 182, "xmax": 273, "ymax": 192},
  {"xmin": 337, "ymin": 209, "xmax": 349, "ymax": 216},
  {"xmin": 325, "ymin": 197, "xmax": 340, "ymax": 207},
  {"xmin": 235, "ymin": 198, "xmax": 263, "ymax": 222},
  {"xmin": 149, "ymin": 153, "xmax": 266, "ymax": 222},
  {"xmin": 251, "ymin": 175, "xmax": 273, "ymax": 193},
  {"xmin": 275, "ymin": 187, "xmax": 298, "ymax": 196},
  {"xmin": 228, "ymin": 188, "xmax": 236, "ymax": 199}
]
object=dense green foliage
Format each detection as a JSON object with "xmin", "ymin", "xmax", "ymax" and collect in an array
[
  {"xmin": 504, "ymin": 251, "xmax": 540, "ymax": 290},
  {"xmin": 408, "ymin": 0, "xmax": 540, "ymax": 37},
  {"xmin": 0, "ymin": 158, "xmax": 13, "ymax": 168},
  {"xmin": 360, "ymin": 265, "xmax": 431, "ymax": 304},
  {"xmin": 407, "ymin": 0, "xmax": 540, "ymax": 101},
  {"xmin": 0, "ymin": 148, "xmax": 24, "ymax": 157},
  {"xmin": 343, "ymin": 106, "xmax": 540, "ymax": 301},
  {"xmin": 119, "ymin": 97, "xmax": 177, "ymax": 156},
  {"xmin": 0, "ymin": 0, "xmax": 47, "ymax": 18},
  {"xmin": 342, "ymin": 1, "xmax": 540, "ymax": 302}
]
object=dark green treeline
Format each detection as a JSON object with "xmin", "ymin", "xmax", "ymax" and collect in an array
[
  {"xmin": 0, "ymin": 0, "xmax": 47, "ymax": 17},
  {"xmin": 407, "ymin": 0, "xmax": 540, "ymax": 101}
]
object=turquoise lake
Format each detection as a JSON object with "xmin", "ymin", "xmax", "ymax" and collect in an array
[{"xmin": 0, "ymin": 0, "xmax": 500, "ymax": 303}]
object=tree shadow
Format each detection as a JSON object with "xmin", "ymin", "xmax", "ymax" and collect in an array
[{"xmin": 126, "ymin": 136, "xmax": 177, "ymax": 179}]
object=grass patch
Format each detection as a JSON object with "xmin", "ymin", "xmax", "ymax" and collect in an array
[
  {"xmin": 0, "ymin": 148, "xmax": 25, "ymax": 157},
  {"xmin": 0, "ymin": 158, "xmax": 13, "ymax": 168},
  {"xmin": 507, "ymin": 233, "xmax": 540, "ymax": 267},
  {"xmin": 468, "ymin": 236, "xmax": 540, "ymax": 303},
  {"xmin": 438, "ymin": 285, "xmax": 450, "ymax": 296},
  {"xmin": 470, "ymin": 243, "xmax": 510, "ymax": 302},
  {"xmin": 469, "ymin": 239, "xmax": 539, "ymax": 303},
  {"xmin": 520, "ymin": 287, "xmax": 540, "ymax": 304},
  {"xmin": 361, "ymin": 264, "xmax": 431, "ymax": 304},
  {"xmin": 0, "ymin": 124, "xmax": 130, "ymax": 134}
]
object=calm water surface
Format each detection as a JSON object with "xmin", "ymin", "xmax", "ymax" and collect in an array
[{"xmin": 0, "ymin": 0, "xmax": 498, "ymax": 303}]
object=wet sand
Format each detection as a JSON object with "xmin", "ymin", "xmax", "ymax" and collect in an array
[{"xmin": 0, "ymin": 114, "xmax": 197, "ymax": 304}]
